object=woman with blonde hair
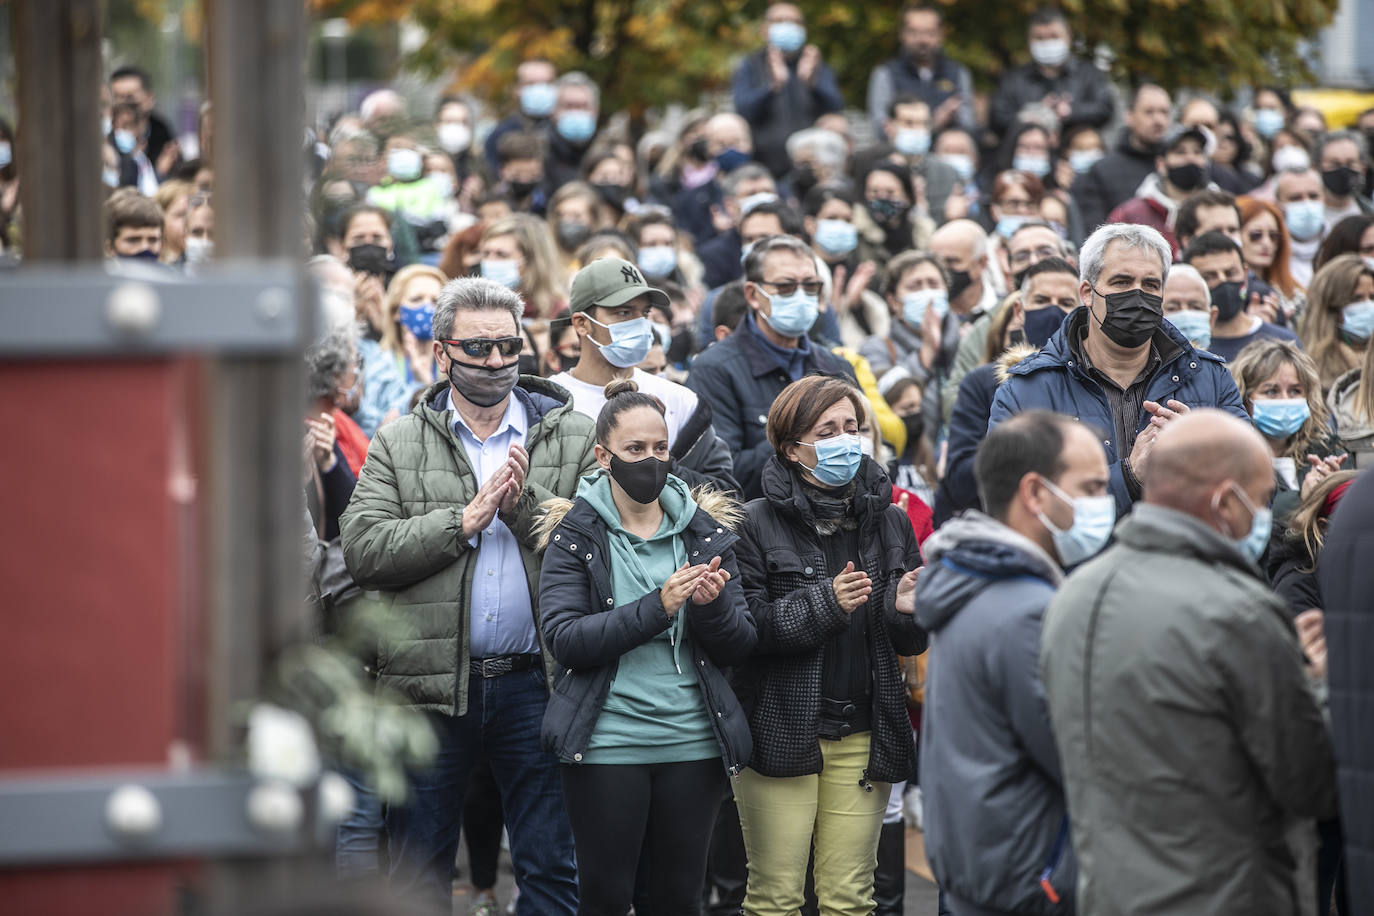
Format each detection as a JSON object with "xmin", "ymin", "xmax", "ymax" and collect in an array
[
  {"xmin": 380, "ymin": 263, "xmax": 446, "ymax": 389},
  {"xmin": 478, "ymin": 213, "xmax": 569, "ymax": 319},
  {"xmin": 1297, "ymin": 253, "xmax": 1374, "ymax": 392},
  {"xmin": 1328, "ymin": 319, "xmax": 1374, "ymax": 469},
  {"xmin": 154, "ymin": 179, "xmax": 194, "ymax": 265},
  {"xmin": 1229, "ymin": 339, "xmax": 1347, "ymax": 523}
]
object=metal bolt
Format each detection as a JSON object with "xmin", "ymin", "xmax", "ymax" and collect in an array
[
  {"xmin": 105, "ymin": 784, "xmax": 162, "ymax": 840},
  {"xmin": 246, "ymin": 780, "xmax": 304, "ymax": 833},
  {"xmin": 256, "ymin": 287, "xmax": 291, "ymax": 324},
  {"xmin": 106, "ymin": 283, "xmax": 161, "ymax": 336}
]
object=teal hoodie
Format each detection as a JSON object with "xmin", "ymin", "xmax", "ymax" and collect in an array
[{"xmin": 577, "ymin": 470, "xmax": 719, "ymax": 765}]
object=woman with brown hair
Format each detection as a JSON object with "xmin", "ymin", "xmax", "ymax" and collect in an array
[
  {"xmin": 1229, "ymin": 339, "xmax": 1347, "ymax": 523},
  {"xmin": 731, "ymin": 374, "xmax": 925, "ymax": 916},
  {"xmin": 1297, "ymin": 253, "xmax": 1374, "ymax": 392},
  {"xmin": 1238, "ymin": 196, "xmax": 1305, "ymax": 318}
]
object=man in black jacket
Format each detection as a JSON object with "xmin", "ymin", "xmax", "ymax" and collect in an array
[
  {"xmin": 1318, "ymin": 469, "xmax": 1374, "ymax": 914},
  {"xmin": 687, "ymin": 235, "xmax": 857, "ymax": 498},
  {"xmin": 988, "ymin": 8, "xmax": 1114, "ymax": 145},
  {"xmin": 1071, "ymin": 83, "xmax": 1173, "ymax": 234}
]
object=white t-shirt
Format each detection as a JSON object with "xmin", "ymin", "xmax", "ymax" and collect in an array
[{"xmin": 549, "ymin": 369, "xmax": 699, "ymax": 447}]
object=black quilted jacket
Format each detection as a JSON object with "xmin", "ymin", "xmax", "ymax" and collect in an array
[{"xmin": 732, "ymin": 455, "xmax": 926, "ymax": 783}]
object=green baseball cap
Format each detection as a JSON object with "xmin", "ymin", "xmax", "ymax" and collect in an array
[{"xmin": 568, "ymin": 257, "xmax": 670, "ymax": 314}]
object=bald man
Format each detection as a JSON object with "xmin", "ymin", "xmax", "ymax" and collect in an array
[{"xmin": 1041, "ymin": 409, "xmax": 1337, "ymax": 916}]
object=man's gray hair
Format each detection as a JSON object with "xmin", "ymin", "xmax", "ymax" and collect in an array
[
  {"xmin": 1166, "ymin": 263, "xmax": 1213, "ymax": 306},
  {"xmin": 722, "ymin": 163, "xmax": 774, "ymax": 198},
  {"xmin": 1078, "ymin": 223, "xmax": 1172, "ymax": 288},
  {"xmin": 785, "ymin": 128, "xmax": 848, "ymax": 172},
  {"xmin": 1320, "ymin": 129, "xmax": 1369, "ymax": 162},
  {"xmin": 743, "ymin": 235, "xmax": 814, "ymax": 283},
  {"xmin": 304, "ymin": 329, "xmax": 355, "ymax": 402},
  {"xmin": 434, "ymin": 278, "xmax": 524, "ymax": 340},
  {"xmin": 555, "ymin": 71, "xmax": 600, "ymax": 112}
]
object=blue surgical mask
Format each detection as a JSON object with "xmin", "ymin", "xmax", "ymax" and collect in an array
[
  {"xmin": 1012, "ymin": 154, "xmax": 1051, "ymax": 178},
  {"xmin": 739, "ymin": 191, "xmax": 778, "ymax": 216},
  {"xmin": 938, "ymin": 154, "xmax": 975, "ymax": 182},
  {"xmin": 894, "ymin": 127, "xmax": 931, "ymax": 157},
  {"xmin": 995, "ymin": 215, "xmax": 1027, "ymax": 239},
  {"xmin": 113, "ymin": 129, "xmax": 137, "ymax": 155},
  {"xmin": 1341, "ymin": 299, "xmax": 1374, "ymax": 341},
  {"xmin": 1222, "ymin": 482, "xmax": 1272, "ymax": 564},
  {"xmin": 556, "ymin": 110, "xmax": 597, "ymax": 144},
  {"xmin": 637, "ymin": 245, "xmax": 678, "ymax": 278},
  {"xmin": 519, "ymin": 82, "xmax": 557, "ymax": 118},
  {"xmin": 1036, "ymin": 477, "xmax": 1116, "ymax": 567},
  {"xmin": 1068, "ymin": 149, "xmax": 1103, "ymax": 174},
  {"xmin": 814, "ymin": 219, "xmax": 858, "ymax": 256},
  {"xmin": 387, "ymin": 147, "xmax": 423, "ymax": 182},
  {"xmin": 902, "ymin": 289, "xmax": 948, "ymax": 327},
  {"xmin": 768, "ymin": 21, "xmax": 807, "ymax": 54},
  {"xmin": 0, "ymin": 142, "xmax": 10, "ymax": 169},
  {"xmin": 1284, "ymin": 200, "xmax": 1325, "ymax": 242},
  {"xmin": 801, "ymin": 433, "xmax": 864, "ymax": 487},
  {"xmin": 428, "ymin": 171, "xmax": 455, "ymax": 199},
  {"xmin": 399, "ymin": 301, "xmax": 436, "ymax": 341},
  {"xmin": 481, "ymin": 259, "xmax": 521, "ymax": 289},
  {"xmin": 1164, "ymin": 309, "xmax": 1212, "ymax": 350},
  {"xmin": 1251, "ymin": 397, "xmax": 1309, "ymax": 439},
  {"xmin": 103, "ymin": 166, "xmax": 121, "ymax": 188},
  {"xmin": 588, "ymin": 314, "xmax": 655, "ymax": 368},
  {"xmin": 1254, "ymin": 108, "xmax": 1286, "ymax": 139},
  {"xmin": 762, "ymin": 287, "xmax": 819, "ymax": 337}
]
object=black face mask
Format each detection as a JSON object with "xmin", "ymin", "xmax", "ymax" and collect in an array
[
  {"xmin": 447, "ymin": 359, "xmax": 520, "ymax": 408},
  {"xmin": 120, "ymin": 249, "xmax": 159, "ymax": 263},
  {"xmin": 688, "ymin": 137, "xmax": 710, "ymax": 163},
  {"xmin": 901, "ymin": 413, "xmax": 925, "ymax": 451},
  {"xmin": 1211, "ymin": 280, "xmax": 1247, "ymax": 321},
  {"xmin": 789, "ymin": 163, "xmax": 819, "ymax": 200},
  {"xmin": 346, "ymin": 243, "xmax": 396, "ymax": 279},
  {"xmin": 1092, "ymin": 286, "xmax": 1164, "ymax": 349},
  {"xmin": 947, "ymin": 268, "xmax": 973, "ymax": 303},
  {"xmin": 555, "ymin": 220, "xmax": 592, "ymax": 251},
  {"xmin": 593, "ymin": 183, "xmax": 630, "ymax": 210},
  {"xmin": 1024, "ymin": 306, "xmax": 1068, "ymax": 348},
  {"xmin": 867, "ymin": 197, "xmax": 910, "ymax": 227},
  {"xmin": 508, "ymin": 179, "xmax": 539, "ymax": 200},
  {"xmin": 608, "ymin": 454, "xmax": 670, "ymax": 505},
  {"xmin": 1166, "ymin": 162, "xmax": 1206, "ymax": 192},
  {"xmin": 1322, "ymin": 166, "xmax": 1360, "ymax": 198}
]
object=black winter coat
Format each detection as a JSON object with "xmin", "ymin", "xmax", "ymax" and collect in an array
[
  {"xmin": 538, "ymin": 495, "xmax": 756, "ymax": 774},
  {"xmin": 1317, "ymin": 469, "xmax": 1374, "ymax": 913},
  {"xmin": 732, "ymin": 456, "xmax": 926, "ymax": 784},
  {"xmin": 933, "ymin": 362, "xmax": 999, "ymax": 527},
  {"xmin": 1070, "ymin": 134, "xmax": 1159, "ymax": 234}
]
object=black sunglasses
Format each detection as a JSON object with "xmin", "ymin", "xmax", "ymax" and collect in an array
[
  {"xmin": 756, "ymin": 279, "xmax": 824, "ymax": 297},
  {"xmin": 440, "ymin": 337, "xmax": 524, "ymax": 359}
]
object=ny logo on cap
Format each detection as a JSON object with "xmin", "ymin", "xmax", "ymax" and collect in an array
[{"xmin": 621, "ymin": 265, "xmax": 643, "ymax": 285}]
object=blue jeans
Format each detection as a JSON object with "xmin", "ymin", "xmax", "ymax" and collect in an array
[
  {"xmin": 386, "ymin": 666, "xmax": 578, "ymax": 915},
  {"xmin": 336, "ymin": 767, "xmax": 385, "ymax": 879}
]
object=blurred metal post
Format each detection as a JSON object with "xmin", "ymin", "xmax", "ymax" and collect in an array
[
  {"xmin": 13, "ymin": 0, "xmax": 104, "ymax": 261},
  {"xmin": 203, "ymin": 0, "xmax": 311, "ymax": 759}
]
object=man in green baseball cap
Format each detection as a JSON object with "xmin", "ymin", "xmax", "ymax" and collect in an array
[{"xmin": 550, "ymin": 257, "xmax": 737, "ymax": 492}]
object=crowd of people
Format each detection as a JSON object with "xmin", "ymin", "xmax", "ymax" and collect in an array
[{"xmin": 36, "ymin": 2, "xmax": 1374, "ymax": 914}]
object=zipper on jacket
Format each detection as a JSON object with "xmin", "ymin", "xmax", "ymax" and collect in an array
[{"xmin": 1038, "ymin": 816, "xmax": 1070, "ymax": 903}]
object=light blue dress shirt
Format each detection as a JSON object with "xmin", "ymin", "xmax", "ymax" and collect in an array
[{"xmin": 447, "ymin": 389, "xmax": 539, "ymax": 658}]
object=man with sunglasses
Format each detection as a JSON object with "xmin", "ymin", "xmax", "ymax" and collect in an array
[
  {"xmin": 550, "ymin": 257, "xmax": 739, "ymax": 493},
  {"xmin": 686, "ymin": 235, "xmax": 857, "ymax": 498},
  {"xmin": 341, "ymin": 277, "xmax": 596, "ymax": 915}
]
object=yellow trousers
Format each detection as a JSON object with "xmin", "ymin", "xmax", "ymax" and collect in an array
[{"xmin": 734, "ymin": 732, "xmax": 890, "ymax": 916}]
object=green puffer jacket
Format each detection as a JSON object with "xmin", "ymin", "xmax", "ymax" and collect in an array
[{"xmin": 340, "ymin": 377, "xmax": 597, "ymax": 715}]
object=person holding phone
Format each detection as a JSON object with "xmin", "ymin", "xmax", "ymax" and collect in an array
[{"xmin": 537, "ymin": 378, "xmax": 755, "ymax": 916}]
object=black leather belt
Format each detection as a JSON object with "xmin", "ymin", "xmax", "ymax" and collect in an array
[
  {"xmin": 473, "ymin": 654, "xmax": 541, "ymax": 678},
  {"xmin": 816, "ymin": 695, "xmax": 873, "ymax": 740}
]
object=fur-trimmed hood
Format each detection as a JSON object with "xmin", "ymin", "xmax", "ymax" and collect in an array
[
  {"xmin": 994, "ymin": 343, "xmax": 1041, "ymax": 384},
  {"xmin": 534, "ymin": 480, "xmax": 744, "ymax": 551}
]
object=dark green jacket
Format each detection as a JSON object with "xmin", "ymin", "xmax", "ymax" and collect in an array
[{"xmin": 340, "ymin": 377, "xmax": 597, "ymax": 715}]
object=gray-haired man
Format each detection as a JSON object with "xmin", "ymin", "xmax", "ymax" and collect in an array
[
  {"xmin": 341, "ymin": 277, "xmax": 594, "ymax": 914},
  {"xmin": 988, "ymin": 222, "xmax": 1249, "ymax": 516}
]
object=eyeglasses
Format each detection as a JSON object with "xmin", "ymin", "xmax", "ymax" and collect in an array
[
  {"xmin": 756, "ymin": 279, "xmax": 823, "ymax": 296},
  {"xmin": 439, "ymin": 337, "xmax": 524, "ymax": 359},
  {"xmin": 1010, "ymin": 245, "xmax": 1059, "ymax": 265},
  {"xmin": 1246, "ymin": 230, "xmax": 1281, "ymax": 243}
]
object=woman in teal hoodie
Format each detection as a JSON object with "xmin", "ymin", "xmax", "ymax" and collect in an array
[{"xmin": 537, "ymin": 377, "xmax": 756, "ymax": 916}]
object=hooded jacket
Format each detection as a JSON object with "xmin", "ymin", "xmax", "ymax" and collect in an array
[
  {"xmin": 917, "ymin": 512, "xmax": 1074, "ymax": 915},
  {"xmin": 1041, "ymin": 503, "xmax": 1337, "ymax": 916},
  {"xmin": 536, "ymin": 480, "xmax": 755, "ymax": 773},
  {"xmin": 1327, "ymin": 367, "xmax": 1374, "ymax": 468},
  {"xmin": 989, "ymin": 308, "xmax": 1248, "ymax": 517},
  {"xmin": 732, "ymin": 455, "xmax": 926, "ymax": 783},
  {"xmin": 339, "ymin": 377, "xmax": 597, "ymax": 715}
]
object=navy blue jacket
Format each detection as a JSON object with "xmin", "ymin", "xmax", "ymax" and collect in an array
[
  {"xmin": 537, "ymin": 497, "xmax": 756, "ymax": 774},
  {"xmin": 989, "ymin": 308, "xmax": 1248, "ymax": 517},
  {"xmin": 687, "ymin": 321, "xmax": 858, "ymax": 499},
  {"xmin": 934, "ymin": 362, "xmax": 1000, "ymax": 527}
]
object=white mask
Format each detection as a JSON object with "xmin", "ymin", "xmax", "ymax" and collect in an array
[{"xmin": 436, "ymin": 122, "xmax": 472, "ymax": 155}]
